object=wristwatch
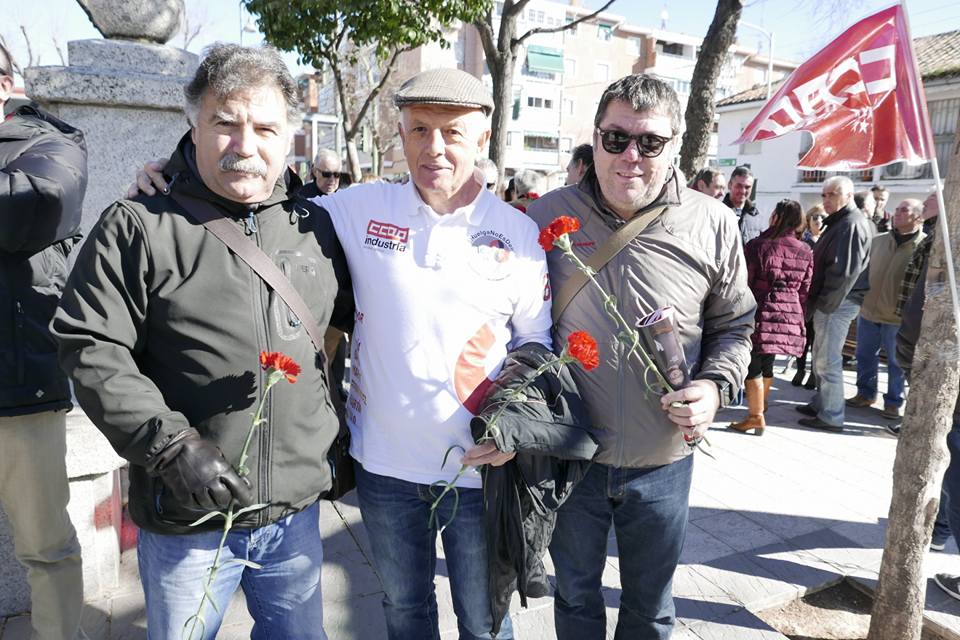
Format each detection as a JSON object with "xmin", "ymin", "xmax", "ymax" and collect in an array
[{"xmin": 699, "ymin": 376, "xmax": 734, "ymax": 409}]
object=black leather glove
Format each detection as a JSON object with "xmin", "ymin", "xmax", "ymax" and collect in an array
[{"xmin": 148, "ymin": 428, "xmax": 254, "ymax": 511}]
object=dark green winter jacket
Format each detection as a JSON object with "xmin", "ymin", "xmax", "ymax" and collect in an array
[{"xmin": 52, "ymin": 134, "xmax": 354, "ymax": 533}]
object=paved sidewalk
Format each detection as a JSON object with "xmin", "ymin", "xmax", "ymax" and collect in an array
[{"xmin": 4, "ymin": 358, "xmax": 960, "ymax": 639}]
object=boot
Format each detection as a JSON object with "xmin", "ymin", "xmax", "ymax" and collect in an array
[
  {"xmin": 729, "ymin": 378, "xmax": 766, "ymax": 435},
  {"xmin": 763, "ymin": 377, "xmax": 774, "ymax": 413},
  {"xmin": 791, "ymin": 355, "xmax": 806, "ymax": 386},
  {"xmin": 804, "ymin": 371, "xmax": 819, "ymax": 390}
]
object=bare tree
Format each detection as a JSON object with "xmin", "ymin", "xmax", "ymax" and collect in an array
[
  {"xmin": 678, "ymin": 0, "xmax": 743, "ymax": 178},
  {"xmin": 180, "ymin": 7, "xmax": 207, "ymax": 52},
  {"xmin": 473, "ymin": 0, "xmax": 617, "ymax": 187},
  {"xmin": 52, "ymin": 34, "xmax": 67, "ymax": 65},
  {"xmin": 868, "ymin": 128, "xmax": 960, "ymax": 639}
]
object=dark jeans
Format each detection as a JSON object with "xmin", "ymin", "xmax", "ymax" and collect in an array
[
  {"xmin": 550, "ymin": 455, "xmax": 693, "ymax": 640},
  {"xmin": 355, "ymin": 464, "xmax": 512, "ymax": 640},
  {"xmin": 938, "ymin": 391, "xmax": 960, "ymax": 546}
]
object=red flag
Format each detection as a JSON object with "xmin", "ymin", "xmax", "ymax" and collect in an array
[{"xmin": 734, "ymin": 5, "xmax": 934, "ymax": 170}]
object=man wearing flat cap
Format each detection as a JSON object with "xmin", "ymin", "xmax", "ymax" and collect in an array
[
  {"xmin": 319, "ymin": 66, "xmax": 551, "ymax": 639},
  {"xmin": 131, "ymin": 65, "xmax": 549, "ymax": 640}
]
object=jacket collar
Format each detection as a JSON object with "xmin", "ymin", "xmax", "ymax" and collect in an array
[
  {"xmin": 578, "ymin": 164, "xmax": 681, "ymax": 230},
  {"xmin": 164, "ymin": 132, "xmax": 301, "ymax": 218},
  {"xmin": 824, "ymin": 203, "xmax": 858, "ymax": 226},
  {"xmin": 722, "ymin": 193, "xmax": 754, "ymax": 214},
  {"xmin": 0, "ymin": 104, "xmax": 86, "ymax": 149}
]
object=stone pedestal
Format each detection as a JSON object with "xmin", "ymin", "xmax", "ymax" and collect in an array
[
  {"xmin": 0, "ymin": 411, "xmax": 125, "ymax": 616},
  {"xmin": 24, "ymin": 38, "xmax": 198, "ymax": 239}
]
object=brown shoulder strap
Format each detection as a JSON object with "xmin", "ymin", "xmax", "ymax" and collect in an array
[
  {"xmin": 170, "ymin": 191, "xmax": 327, "ymax": 367},
  {"xmin": 551, "ymin": 205, "xmax": 667, "ymax": 324}
]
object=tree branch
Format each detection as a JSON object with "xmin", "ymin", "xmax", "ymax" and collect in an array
[
  {"xmin": 474, "ymin": 12, "xmax": 500, "ymax": 69},
  {"xmin": 348, "ymin": 47, "xmax": 405, "ymax": 132},
  {"xmin": 502, "ymin": 0, "xmax": 533, "ymax": 19},
  {"xmin": 515, "ymin": 0, "xmax": 616, "ymax": 47},
  {"xmin": 19, "ymin": 25, "xmax": 36, "ymax": 68}
]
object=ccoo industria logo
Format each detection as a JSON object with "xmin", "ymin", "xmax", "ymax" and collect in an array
[{"xmin": 364, "ymin": 219, "xmax": 410, "ymax": 252}]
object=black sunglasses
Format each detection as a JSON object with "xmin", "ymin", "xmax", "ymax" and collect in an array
[
  {"xmin": 318, "ymin": 171, "xmax": 340, "ymax": 179},
  {"xmin": 596, "ymin": 128, "xmax": 673, "ymax": 157}
]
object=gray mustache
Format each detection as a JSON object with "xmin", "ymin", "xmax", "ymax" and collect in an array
[{"xmin": 219, "ymin": 153, "xmax": 267, "ymax": 178}]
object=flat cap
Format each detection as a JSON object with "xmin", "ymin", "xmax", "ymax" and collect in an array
[{"xmin": 394, "ymin": 68, "xmax": 494, "ymax": 115}]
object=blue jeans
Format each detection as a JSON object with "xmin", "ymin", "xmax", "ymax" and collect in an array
[
  {"xmin": 811, "ymin": 299, "xmax": 861, "ymax": 426},
  {"xmin": 855, "ymin": 317, "xmax": 905, "ymax": 407},
  {"xmin": 550, "ymin": 455, "xmax": 694, "ymax": 640},
  {"xmin": 138, "ymin": 501, "xmax": 326, "ymax": 640},
  {"xmin": 355, "ymin": 464, "xmax": 512, "ymax": 640},
  {"xmin": 938, "ymin": 392, "xmax": 960, "ymax": 546}
]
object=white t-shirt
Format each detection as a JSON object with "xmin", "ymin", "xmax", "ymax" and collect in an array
[{"xmin": 319, "ymin": 181, "xmax": 552, "ymax": 488}]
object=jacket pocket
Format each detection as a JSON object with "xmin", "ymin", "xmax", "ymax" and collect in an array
[{"xmin": 269, "ymin": 250, "xmax": 328, "ymax": 344}]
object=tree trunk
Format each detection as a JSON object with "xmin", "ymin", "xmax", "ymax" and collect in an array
[
  {"xmin": 867, "ymin": 127, "xmax": 960, "ymax": 639},
  {"xmin": 678, "ymin": 0, "xmax": 743, "ymax": 178},
  {"xmin": 488, "ymin": 54, "xmax": 514, "ymax": 185},
  {"xmin": 344, "ymin": 134, "xmax": 363, "ymax": 182}
]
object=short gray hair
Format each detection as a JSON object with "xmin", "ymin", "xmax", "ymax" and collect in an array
[
  {"xmin": 184, "ymin": 43, "xmax": 299, "ymax": 127},
  {"xmin": 513, "ymin": 169, "xmax": 544, "ymax": 197},
  {"xmin": 824, "ymin": 175, "xmax": 855, "ymax": 196},
  {"xmin": 314, "ymin": 148, "xmax": 341, "ymax": 167},
  {"xmin": 594, "ymin": 75, "xmax": 682, "ymax": 136}
]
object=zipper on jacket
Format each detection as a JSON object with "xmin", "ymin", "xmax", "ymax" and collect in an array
[
  {"xmin": 14, "ymin": 301, "xmax": 25, "ymax": 384},
  {"xmin": 248, "ymin": 217, "xmax": 273, "ymax": 528},
  {"xmin": 615, "ymin": 263, "xmax": 627, "ymax": 469},
  {"xmin": 244, "ymin": 209, "xmax": 259, "ymax": 235}
]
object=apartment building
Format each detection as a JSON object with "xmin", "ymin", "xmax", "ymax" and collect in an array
[{"xmin": 293, "ymin": 0, "xmax": 796, "ymax": 183}]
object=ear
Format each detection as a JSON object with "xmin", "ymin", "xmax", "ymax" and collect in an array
[
  {"xmin": 0, "ymin": 75, "xmax": 14, "ymax": 106},
  {"xmin": 190, "ymin": 125, "xmax": 198, "ymax": 146},
  {"xmin": 477, "ymin": 127, "xmax": 491, "ymax": 151}
]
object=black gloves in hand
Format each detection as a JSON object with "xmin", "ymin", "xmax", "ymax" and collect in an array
[{"xmin": 149, "ymin": 429, "xmax": 254, "ymax": 511}]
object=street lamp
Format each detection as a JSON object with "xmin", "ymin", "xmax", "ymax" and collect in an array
[{"xmin": 740, "ymin": 21, "xmax": 774, "ymax": 100}]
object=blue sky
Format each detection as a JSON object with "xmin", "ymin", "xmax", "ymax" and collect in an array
[{"xmin": 2, "ymin": 0, "xmax": 958, "ymax": 79}]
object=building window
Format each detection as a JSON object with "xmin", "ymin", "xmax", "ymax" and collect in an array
[
  {"xmin": 495, "ymin": 1, "xmax": 503, "ymax": 15},
  {"xmin": 565, "ymin": 16, "xmax": 578, "ymax": 35},
  {"xmin": 544, "ymin": 99, "xmax": 553, "ymax": 109},
  {"xmin": 524, "ymin": 135, "xmax": 559, "ymax": 151},
  {"xmin": 598, "ymin": 24, "xmax": 613, "ymax": 41},
  {"xmin": 595, "ymin": 63, "xmax": 609, "ymax": 82},
  {"xmin": 528, "ymin": 9, "xmax": 536, "ymax": 22},
  {"xmin": 564, "ymin": 98, "xmax": 574, "ymax": 115},
  {"xmin": 658, "ymin": 40, "xmax": 685, "ymax": 57},
  {"xmin": 507, "ymin": 132, "xmax": 515, "ymax": 147},
  {"xmin": 536, "ymin": 10, "xmax": 545, "ymax": 23}
]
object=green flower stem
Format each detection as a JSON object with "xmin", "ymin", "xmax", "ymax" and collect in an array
[
  {"xmin": 428, "ymin": 356, "xmax": 571, "ymax": 530},
  {"xmin": 555, "ymin": 238, "xmax": 674, "ymax": 394},
  {"xmin": 184, "ymin": 371, "xmax": 283, "ymax": 639}
]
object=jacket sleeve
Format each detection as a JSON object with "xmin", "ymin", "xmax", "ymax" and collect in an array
[
  {"xmin": 695, "ymin": 216, "xmax": 756, "ymax": 394},
  {"xmin": 817, "ymin": 218, "xmax": 872, "ymax": 313},
  {"xmin": 0, "ymin": 131, "xmax": 87, "ymax": 255},
  {"xmin": 51, "ymin": 202, "xmax": 191, "ymax": 466},
  {"xmin": 797, "ymin": 248, "xmax": 814, "ymax": 309}
]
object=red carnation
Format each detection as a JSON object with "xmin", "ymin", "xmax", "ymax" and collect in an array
[
  {"xmin": 538, "ymin": 227, "xmax": 557, "ymax": 252},
  {"xmin": 259, "ymin": 351, "xmax": 301, "ymax": 384},
  {"xmin": 548, "ymin": 215, "xmax": 580, "ymax": 238},
  {"xmin": 567, "ymin": 331, "xmax": 599, "ymax": 371}
]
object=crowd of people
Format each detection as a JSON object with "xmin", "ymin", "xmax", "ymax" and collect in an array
[{"xmin": 0, "ymin": 33, "xmax": 952, "ymax": 640}]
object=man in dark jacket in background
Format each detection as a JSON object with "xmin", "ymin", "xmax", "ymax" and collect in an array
[
  {"xmin": 797, "ymin": 176, "xmax": 872, "ymax": 431},
  {"xmin": 0, "ymin": 43, "xmax": 87, "ymax": 640},
  {"xmin": 52, "ymin": 44, "xmax": 353, "ymax": 638},
  {"xmin": 723, "ymin": 165, "xmax": 765, "ymax": 244}
]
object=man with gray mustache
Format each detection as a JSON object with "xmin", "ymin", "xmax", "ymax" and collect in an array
[{"xmin": 52, "ymin": 44, "xmax": 353, "ymax": 638}]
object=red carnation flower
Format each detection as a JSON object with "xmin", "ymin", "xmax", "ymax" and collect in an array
[
  {"xmin": 567, "ymin": 331, "xmax": 599, "ymax": 371},
  {"xmin": 259, "ymin": 351, "xmax": 301, "ymax": 384},
  {"xmin": 538, "ymin": 227, "xmax": 557, "ymax": 252},
  {"xmin": 548, "ymin": 215, "xmax": 580, "ymax": 238}
]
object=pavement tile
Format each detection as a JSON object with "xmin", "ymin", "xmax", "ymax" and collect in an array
[
  {"xmin": 682, "ymin": 607, "xmax": 790, "ymax": 639},
  {"xmin": 673, "ymin": 564, "xmax": 741, "ymax": 625},
  {"xmin": 0, "ymin": 616, "xmax": 28, "ymax": 640},
  {"xmin": 681, "ymin": 522, "xmax": 740, "ymax": 566},
  {"xmin": 687, "ymin": 553, "xmax": 798, "ymax": 612},
  {"xmin": 692, "ymin": 510, "xmax": 784, "ymax": 554},
  {"xmin": 324, "ymin": 592, "xmax": 389, "ymax": 639},
  {"xmin": 741, "ymin": 539, "xmax": 843, "ymax": 597}
]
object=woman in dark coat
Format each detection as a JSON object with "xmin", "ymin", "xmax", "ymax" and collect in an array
[{"xmin": 730, "ymin": 199, "xmax": 814, "ymax": 435}]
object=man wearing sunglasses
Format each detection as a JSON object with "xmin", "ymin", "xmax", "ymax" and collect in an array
[
  {"xmin": 528, "ymin": 74, "xmax": 754, "ymax": 638},
  {"xmin": 300, "ymin": 147, "xmax": 342, "ymax": 199}
]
